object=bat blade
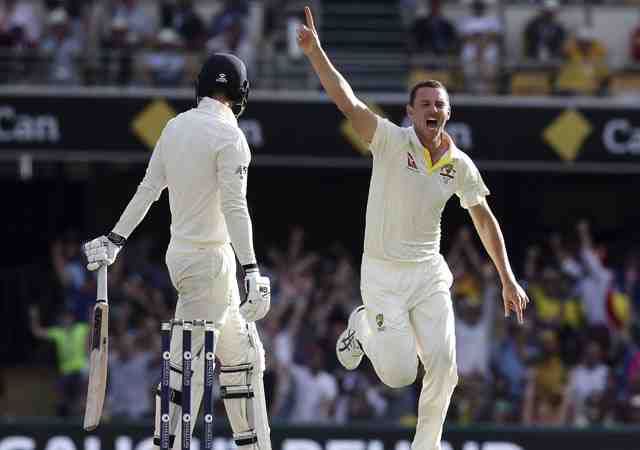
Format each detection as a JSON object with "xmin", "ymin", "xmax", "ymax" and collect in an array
[
  {"xmin": 84, "ymin": 301, "xmax": 108, "ymax": 431},
  {"xmin": 84, "ymin": 265, "xmax": 109, "ymax": 431}
]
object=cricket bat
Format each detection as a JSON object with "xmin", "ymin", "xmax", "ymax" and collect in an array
[{"xmin": 83, "ymin": 264, "xmax": 109, "ymax": 431}]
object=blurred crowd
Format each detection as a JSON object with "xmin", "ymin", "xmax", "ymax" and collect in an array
[
  {"xmin": 403, "ymin": 0, "xmax": 640, "ymax": 95},
  {"xmin": 28, "ymin": 220, "xmax": 640, "ymax": 428},
  {"xmin": 2, "ymin": 0, "xmax": 640, "ymax": 95},
  {"xmin": 0, "ymin": 0, "xmax": 317, "ymax": 87}
]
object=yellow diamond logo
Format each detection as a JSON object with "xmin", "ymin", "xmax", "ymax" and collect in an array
[
  {"xmin": 131, "ymin": 99, "xmax": 176, "ymax": 150},
  {"xmin": 542, "ymin": 109, "xmax": 592, "ymax": 162},
  {"xmin": 341, "ymin": 101, "xmax": 386, "ymax": 155}
]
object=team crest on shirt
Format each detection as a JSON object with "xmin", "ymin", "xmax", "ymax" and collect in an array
[
  {"xmin": 439, "ymin": 164, "xmax": 456, "ymax": 184},
  {"xmin": 235, "ymin": 165, "xmax": 248, "ymax": 179},
  {"xmin": 375, "ymin": 313, "xmax": 385, "ymax": 331},
  {"xmin": 406, "ymin": 152, "xmax": 419, "ymax": 172}
]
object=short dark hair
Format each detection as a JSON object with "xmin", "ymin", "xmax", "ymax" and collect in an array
[{"xmin": 409, "ymin": 80, "xmax": 449, "ymax": 105}]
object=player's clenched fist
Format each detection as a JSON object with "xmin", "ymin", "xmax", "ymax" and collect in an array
[
  {"xmin": 84, "ymin": 232, "xmax": 125, "ymax": 271},
  {"xmin": 240, "ymin": 268, "xmax": 271, "ymax": 322},
  {"xmin": 297, "ymin": 6, "xmax": 320, "ymax": 55}
]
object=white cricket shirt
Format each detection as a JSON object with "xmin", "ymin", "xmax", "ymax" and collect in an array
[
  {"xmin": 113, "ymin": 97, "xmax": 257, "ymax": 265},
  {"xmin": 364, "ymin": 116, "xmax": 489, "ymax": 262}
]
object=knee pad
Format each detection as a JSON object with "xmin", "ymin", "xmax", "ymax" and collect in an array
[{"xmin": 219, "ymin": 323, "xmax": 271, "ymax": 450}]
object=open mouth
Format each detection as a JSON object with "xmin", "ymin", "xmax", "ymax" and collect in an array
[{"xmin": 426, "ymin": 118, "xmax": 438, "ymax": 129}]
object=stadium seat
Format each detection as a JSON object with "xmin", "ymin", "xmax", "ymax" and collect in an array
[
  {"xmin": 408, "ymin": 68, "xmax": 457, "ymax": 92},
  {"xmin": 510, "ymin": 71, "xmax": 552, "ymax": 96},
  {"xmin": 608, "ymin": 72, "xmax": 640, "ymax": 96}
]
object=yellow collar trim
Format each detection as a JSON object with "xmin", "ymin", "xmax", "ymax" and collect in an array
[{"xmin": 423, "ymin": 147, "xmax": 453, "ymax": 174}]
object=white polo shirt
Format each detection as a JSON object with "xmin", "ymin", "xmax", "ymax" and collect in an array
[
  {"xmin": 364, "ymin": 116, "xmax": 489, "ymax": 262},
  {"xmin": 113, "ymin": 97, "xmax": 257, "ymax": 265}
]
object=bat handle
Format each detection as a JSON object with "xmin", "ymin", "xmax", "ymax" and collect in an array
[{"xmin": 97, "ymin": 265, "xmax": 108, "ymax": 302}]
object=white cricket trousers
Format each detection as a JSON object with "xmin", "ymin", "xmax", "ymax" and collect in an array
[
  {"xmin": 165, "ymin": 242, "xmax": 258, "ymax": 372},
  {"xmin": 358, "ymin": 254, "xmax": 458, "ymax": 450}
]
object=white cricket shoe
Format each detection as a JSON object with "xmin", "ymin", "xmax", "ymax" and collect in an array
[{"xmin": 336, "ymin": 305, "xmax": 365, "ymax": 370}]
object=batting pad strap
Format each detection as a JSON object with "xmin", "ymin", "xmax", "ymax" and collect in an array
[
  {"xmin": 156, "ymin": 387, "xmax": 182, "ymax": 405},
  {"xmin": 220, "ymin": 363, "xmax": 252, "ymax": 373},
  {"xmin": 234, "ymin": 431, "xmax": 258, "ymax": 447},
  {"xmin": 220, "ymin": 384, "xmax": 254, "ymax": 399},
  {"xmin": 153, "ymin": 435, "xmax": 176, "ymax": 448}
]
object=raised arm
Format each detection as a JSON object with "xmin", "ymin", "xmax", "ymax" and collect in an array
[
  {"xmin": 28, "ymin": 306, "xmax": 49, "ymax": 340},
  {"xmin": 298, "ymin": 6, "xmax": 377, "ymax": 144}
]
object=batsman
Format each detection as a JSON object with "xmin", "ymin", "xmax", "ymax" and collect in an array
[{"xmin": 84, "ymin": 53, "xmax": 272, "ymax": 450}]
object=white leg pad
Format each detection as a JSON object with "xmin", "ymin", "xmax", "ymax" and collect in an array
[{"xmin": 219, "ymin": 324, "xmax": 271, "ymax": 450}]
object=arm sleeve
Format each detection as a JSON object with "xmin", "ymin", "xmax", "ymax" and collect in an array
[
  {"xmin": 561, "ymin": 256, "xmax": 584, "ymax": 279},
  {"xmin": 580, "ymin": 246, "xmax": 611, "ymax": 282},
  {"xmin": 368, "ymin": 116, "xmax": 397, "ymax": 157},
  {"xmin": 112, "ymin": 127, "xmax": 168, "ymax": 238},
  {"xmin": 217, "ymin": 132, "xmax": 257, "ymax": 266},
  {"xmin": 456, "ymin": 157, "xmax": 490, "ymax": 209}
]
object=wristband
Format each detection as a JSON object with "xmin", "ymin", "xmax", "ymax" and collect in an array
[
  {"xmin": 243, "ymin": 263, "xmax": 259, "ymax": 274},
  {"xmin": 107, "ymin": 232, "xmax": 126, "ymax": 247}
]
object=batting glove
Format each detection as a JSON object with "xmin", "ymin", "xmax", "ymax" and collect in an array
[
  {"xmin": 84, "ymin": 232, "xmax": 125, "ymax": 271},
  {"xmin": 240, "ymin": 265, "xmax": 271, "ymax": 322}
]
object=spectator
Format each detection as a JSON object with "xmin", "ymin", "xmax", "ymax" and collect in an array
[
  {"xmin": 50, "ymin": 230, "xmax": 94, "ymax": 320},
  {"xmin": 575, "ymin": 221, "xmax": 615, "ymax": 332},
  {"xmin": 0, "ymin": 0, "xmax": 41, "ymax": 49},
  {"xmin": 29, "ymin": 305, "xmax": 89, "ymax": 417},
  {"xmin": 552, "ymin": 221, "xmax": 614, "ymax": 338},
  {"xmin": 555, "ymin": 27, "xmax": 609, "ymax": 96},
  {"xmin": 160, "ymin": 0, "xmax": 206, "ymax": 50},
  {"xmin": 206, "ymin": 14, "xmax": 254, "ymax": 79},
  {"xmin": 458, "ymin": 0, "xmax": 502, "ymax": 94},
  {"xmin": 621, "ymin": 252, "xmax": 640, "ymax": 315},
  {"xmin": 335, "ymin": 371, "xmax": 388, "ymax": 423},
  {"xmin": 448, "ymin": 228, "xmax": 497, "ymax": 381},
  {"xmin": 141, "ymin": 27, "xmax": 187, "ymax": 86},
  {"xmin": 489, "ymin": 375, "xmax": 519, "ymax": 424},
  {"xmin": 39, "ymin": 8, "xmax": 82, "ymax": 85},
  {"xmin": 523, "ymin": 0, "xmax": 566, "ymax": 61},
  {"xmin": 529, "ymin": 266, "xmax": 580, "ymax": 329},
  {"xmin": 100, "ymin": 16, "xmax": 135, "ymax": 85},
  {"xmin": 107, "ymin": 334, "xmax": 155, "ymax": 420},
  {"xmin": 288, "ymin": 344, "xmax": 338, "ymax": 423},
  {"xmin": 561, "ymin": 339, "xmax": 610, "ymax": 425},
  {"xmin": 409, "ymin": 0, "xmax": 458, "ymax": 57},
  {"xmin": 523, "ymin": 330, "xmax": 567, "ymax": 426},
  {"xmin": 492, "ymin": 321, "xmax": 531, "ymax": 404},
  {"xmin": 450, "ymin": 370, "xmax": 493, "ymax": 424},
  {"xmin": 454, "ymin": 266, "xmax": 498, "ymax": 379},
  {"xmin": 110, "ymin": 0, "xmax": 157, "ymax": 47},
  {"xmin": 208, "ymin": 0, "xmax": 249, "ymax": 39},
  {"xmin": 581, "ymin": 375, "xmax": 618, "ymax": 426}
]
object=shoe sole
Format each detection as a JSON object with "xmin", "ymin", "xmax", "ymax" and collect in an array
[{"xmin": 336, "ymin": 306, "xmax": 365, "ymax": 370}]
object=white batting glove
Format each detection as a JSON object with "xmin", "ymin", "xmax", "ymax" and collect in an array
[
  {"xmin": 84, "ymin": 233, "xmax": 125, "ymax": 271},
  {"xmin": 240, "ymin": 267, "xmax": 271, "ymax": 322}
]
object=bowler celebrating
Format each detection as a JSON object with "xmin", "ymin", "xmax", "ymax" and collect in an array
[{"xmin": 298, "ymin": 7, "xmax": 528, "ymax": 450}]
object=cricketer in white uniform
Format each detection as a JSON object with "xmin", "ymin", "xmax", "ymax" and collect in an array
[
  {"xmin": 84, "ymin": 53, "xmax": 272, "ymax": 450},
  {"xmin": 298, "ymin": 7, "xmax": 529, "ymax": 450}
]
